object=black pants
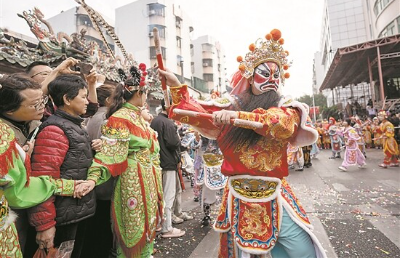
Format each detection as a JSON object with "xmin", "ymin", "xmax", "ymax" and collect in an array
[
  {"xmin": 55, "ymin": 219, "xmax": 88, "ymax": 258},
  {"xmin": 302, "ymin": 146, "xmax": 312, "ymax": 167},
  {"xmin": 80, "ymin": 200, "xmax": 115, "ymax": 258}
]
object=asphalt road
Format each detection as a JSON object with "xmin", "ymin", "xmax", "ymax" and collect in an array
[{"xmin": 155, "ymin": 147, "xmax": 400, "ymax": 258}]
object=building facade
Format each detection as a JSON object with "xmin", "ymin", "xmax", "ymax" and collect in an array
[
  {"xmin": 191, "ymin": 35, "xmax": 227, "ymax": 94},
  {"xmin": 314, "ymin": 0, "xmax": 400, "ymax": 109},
  {"xmin": 115, "ymin": 0, "xmax": 193, "ymax": 84}
]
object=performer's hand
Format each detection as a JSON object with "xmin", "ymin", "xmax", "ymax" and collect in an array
[
  {"xmin": 74, "ymin": 180, "xmax": 95, "ymax": 198},
  {"xmin": 91, "ymin": 139, "xmax": 102, "ymax": 152},
  {"xmin": 158, "ymin": 68, "xmax": 181, "ymax": 87},
  {"xmin": 212, "ymin": 110, "xmax": 238, "ymax": 125}
]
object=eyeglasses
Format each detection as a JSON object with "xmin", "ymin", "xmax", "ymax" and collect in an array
[
  {"xmin": 23, "ymin": 95, "xmax": 49, "ymax": 111},
  {"xmin": 31, "ymin": 71, "xmax": 51, "ymax": 78}
]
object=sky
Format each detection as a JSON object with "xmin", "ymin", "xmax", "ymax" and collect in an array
[{"xmin": 0, "ymin": 0, "xmax": 324, "ymax": 98}]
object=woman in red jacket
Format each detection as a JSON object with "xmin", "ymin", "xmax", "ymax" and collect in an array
[{"xmin": 28, "ymin": 74, "xmax": 96, "ymax": 257}]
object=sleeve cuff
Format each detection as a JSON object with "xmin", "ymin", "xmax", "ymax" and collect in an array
[
  {"xmin": 49, "ymin": 178, "xmax": 75, "ymax": 196},
  {"xmin": 238, "ymin": 111, "xmax": 259, "ymax": 122},
  {"xmin": 36, "ymin": 221, "xmax": 56, "ymax": 232}
]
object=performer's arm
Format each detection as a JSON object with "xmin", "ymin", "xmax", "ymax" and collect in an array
[
  {"xmin": 236, "ymin": 107, "xmax": 301, "ymax": 139},
  {"xmin": 158, "ymin": 69, "xmax": 221, "ymax": 135},
  {"xmin": 87, "ymin": 117, "xmax": 130, "ymax": 184}
]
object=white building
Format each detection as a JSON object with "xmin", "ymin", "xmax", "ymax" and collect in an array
[
  {"xmin": 115, "ymin": 0, "xmax": 193, "ymax": 85},
  {"xmin": 47, "ymin": 6, "xmax": 115, "ymax": 53},
  {"xmin": 191, "ymin": 35, "xmax": 227, "ymax": 94},
  {"xmin": 314, "ymin": 0, "xmax": 400, "ymax": 108}
]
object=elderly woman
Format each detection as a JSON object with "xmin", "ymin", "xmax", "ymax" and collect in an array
[
  {"xmin": 27, "ymin": 75, "xmax": 96, "ymax": 257},
  {"xmin": 0, "ymin": 76, "xmax": 81, "ymax": 257}
]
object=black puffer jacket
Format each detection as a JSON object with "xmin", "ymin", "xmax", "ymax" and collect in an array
[
  {"xmin": 150, "ymin": 113, "xmax": 181, "ymax": 170},
  {"xmin": 30, "ymin": 109, "xmax": 96, "ymax": 227}
]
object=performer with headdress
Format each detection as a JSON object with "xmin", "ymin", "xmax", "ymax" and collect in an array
[
  {"xmin": 158, "ymin": 29, "xmax": 326, "ymax": 258},
  {"xmin": 339, "ymin": 119, "xmax": 367, "ymax": 172},
  {"xmin": 328, "ymin": 125, "xmax": 342, "ymax": 159},
  {"xmin": 376, "ymin": 110, "xmax": 399, "ymax": 168},
  {"xmin": 372, "ymin": 117, "xmax": 382, "ymax": 149},
  {"xmin": 82, "ymin": 64, "xmax": 164, "ymax": 257}
]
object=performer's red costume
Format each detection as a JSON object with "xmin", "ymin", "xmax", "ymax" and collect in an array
[{"xmin": 167, "ymin": 29, "xmax": 326, "ymax": 258}]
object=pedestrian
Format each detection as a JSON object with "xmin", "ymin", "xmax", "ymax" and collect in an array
[
  {"xmin": 27, "ymin": 74, "xmax": 98, "ymax": 257},
  {"xmin": 150, "ymin": 99, "xmax": 188, "ymax": 237},
  {"xmin": 339, "ymin": 119, "xmax": 366, "ymax": 172},
  {"xmin": 82, "ymin": 64, "xmax": 164, "ymax": 257},
  {"xmin": 159, "ymin": 29, "xmax": 326, "ymax": 258}
]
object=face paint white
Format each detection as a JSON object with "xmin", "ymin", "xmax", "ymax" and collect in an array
[{"xmin": 252, "ymin": 62, "xmax": 280, "ymax": 93}]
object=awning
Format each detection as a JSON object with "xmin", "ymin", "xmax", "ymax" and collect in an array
[{"xmin": 319, "ymin": 34, "xmax": 400, "ymax": 91}]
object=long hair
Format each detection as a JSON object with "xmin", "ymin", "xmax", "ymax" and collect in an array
[
  {"xmin": 222, "ymin": 88, "xmax": 281, "ymax": 148},
  {"xmin": 106, "ymin": 83, "xmax": 137, "ymax": 118}
]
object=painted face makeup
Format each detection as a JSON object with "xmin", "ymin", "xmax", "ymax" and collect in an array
[{"xmin": 253, "ymin": 62, "xmax": 280, "ymax": 92}]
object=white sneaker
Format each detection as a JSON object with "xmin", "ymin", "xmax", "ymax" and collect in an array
[
  {"xmin": 178, "ymin": 212, "xmax": 193, "ymax": 221},
  {"xmin": 172, "ymin": 214, "xmax": 184, "ymax": 224},
  {"xmin": 338, "ymin": 166, "xmax": 347, "ymax": 172},
  {"xmin": 358, "ymin": 164, "xmax": 366, "ymax": 169}
]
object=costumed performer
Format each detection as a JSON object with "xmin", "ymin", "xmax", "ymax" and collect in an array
[
  {"xmin": 81, "ymin": 64, "xmax": 163, "ymax": 257},
  {"xmin": 159, "ymin": 29, "xmax": 326, "ymax": 258},
  {"xmin": 287, "ymin": 143, "xmax": 304, "ymax": 171},
  {"xmin": 338, "ymin": 119, "xmax": 367, "ymax": 172},
  {"xmin": 371, "ymin": 117, "xmax": 382, "ymax": 149},
  {"xmin": 194, "ymin": 135, "xmax": 227, "ymax": 226},
  {"xmin": 377, "ymin": 110, "xmax": 399, "ymax": 168},
  {"xmin": 328, "ymin": 125, "xmax": 342, "ymax": 159}
]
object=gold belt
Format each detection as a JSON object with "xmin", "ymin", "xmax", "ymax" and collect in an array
[{"xmin": 230, "ymin": 176, "xmax": 280, "ymax": 199}]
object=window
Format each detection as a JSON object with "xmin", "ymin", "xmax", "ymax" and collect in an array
[
  {"xmin": 148, "ymin": 25, "xmax": 166, "ymax": 38},
  {"xmin": 203, "ymin": 59, "xmax": 213, "ymax": 67},
  {"xmin": 175, "ymin": 17, "xmax": 182, "ymax": 28},
  {"xmin": 203, "ymin": 74, "xmax": 213, "ymax": 82},
  {"xmin": 176, "ymin": 36, "xmax": 181, "ymax": 48},
  {"xmin": 378, "ymin": 20, "xmax": 397, "ymax": 38},
  {"xmin": 373, "ymin": 0, "xmax": 392, "ymax": 16},
  {"xmin": 190, "ymin": 44, "xmax": 194, "ymax": 56},
  {"xmin": 149, "ymin": 46, "xmax": 166, "ymax": 59},
  {"xmin": 191, "ymin": 62, "xmax": 194, "ymax": 74},
  {"xmin": 77, "ymin": 15, "xmax": 92, "ymax": 27},
  {"xmin": 177, "ymin": 55, "xmax": 183, "ymax": 66},
  {"xmin": 202, "ymin": 43, "xmax": 214, "ymax": 53},
  {"xmin": 148, "ymin": 3, "xmax": 165, "ymax": 17}
]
